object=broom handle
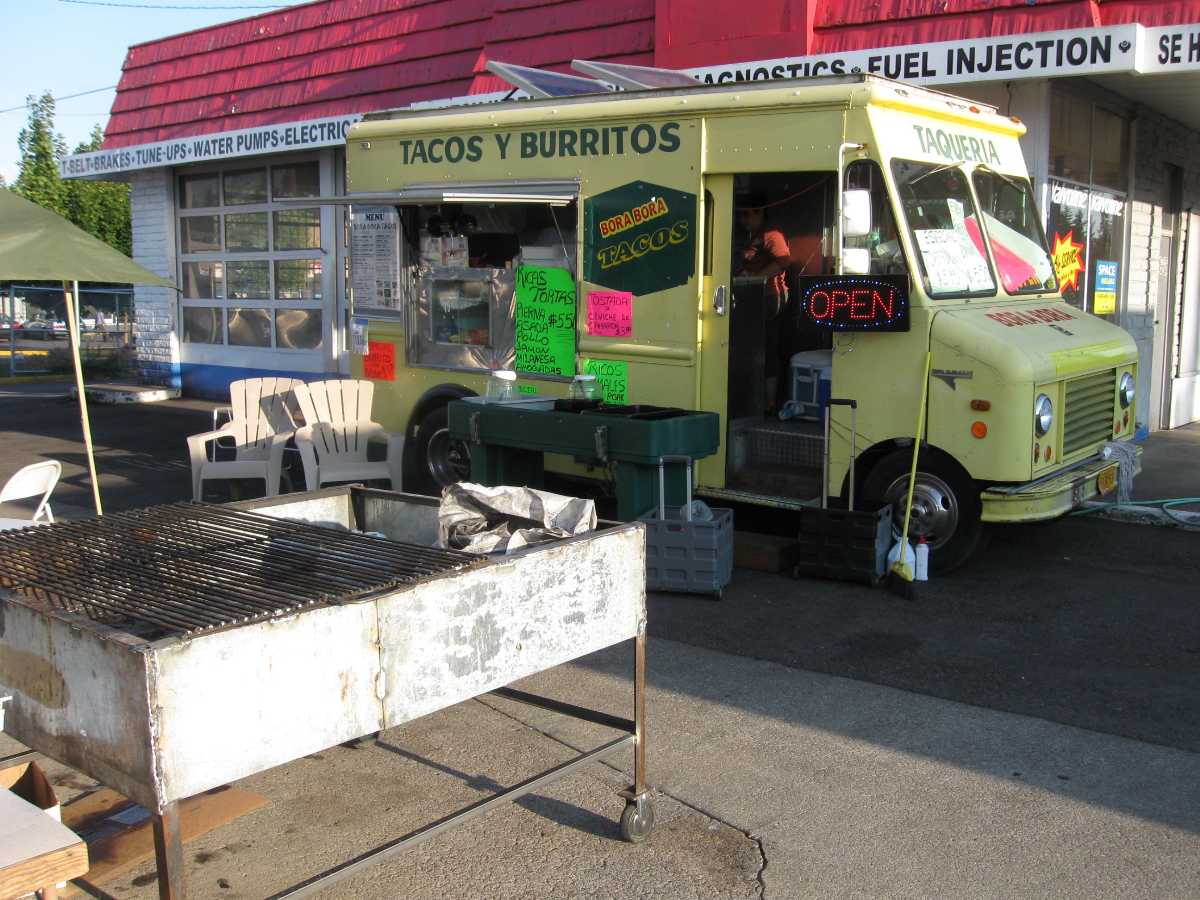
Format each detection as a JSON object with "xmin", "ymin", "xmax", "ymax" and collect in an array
[{"xmin": 898, "ymin": 351, "xmax": 933, "ymax": 550}]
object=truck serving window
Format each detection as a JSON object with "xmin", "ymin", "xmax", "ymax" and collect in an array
[
  {"xmin": 971, "ymin": 168, "xmax": 1057, "ymax": 295},
  {"xmin": 844, "ymin": 160, "xmax": 906, "ymax": 276},
  {"xmin": 891, "ymin": 159, "xmax": 996, "ymax": 298},
  {"xmin": 400, "ymin": 201, "xmax": 578, "ymax": 374}
]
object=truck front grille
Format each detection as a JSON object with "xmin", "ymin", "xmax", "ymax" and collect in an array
[{"xmin": 1063, "ymin": 370, "xmax": 1116, "ymax": 456}]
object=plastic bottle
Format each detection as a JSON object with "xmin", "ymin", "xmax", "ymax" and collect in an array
[
  {"xmin": 887, "ymin": 539, "xmax": 916, "ymax": 574},
  {"xmin": 485, "ymin": 369, "xmax": 516, "ymax": 402},
  {"xmin": 914, "ymin": 534, "xmax": 929, "ymax": 582},
  {"xmin": 569, "ymin": 374, "xmax": 600, "ymax": 401}
]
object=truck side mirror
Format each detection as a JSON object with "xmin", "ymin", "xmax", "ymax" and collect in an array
[{"xmin": 843, "ymin": 190, "xmax": 872, "ymax": 237}]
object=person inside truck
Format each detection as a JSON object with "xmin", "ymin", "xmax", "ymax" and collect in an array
[{"xmin": 735, "ymin": 195, "xmax": 792, "ymax": 414}]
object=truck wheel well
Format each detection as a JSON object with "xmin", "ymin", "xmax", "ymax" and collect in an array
[
  {"xmin": 404, "ymin": 383, "xmax": 476, "ymax": 477},
  {"xmin": 842, "ymin": 440, "xmax": 971, "ymax": 503},
  {"xmin": 406, "ymin": 383, "xmax": 476, "ymax": 438}
]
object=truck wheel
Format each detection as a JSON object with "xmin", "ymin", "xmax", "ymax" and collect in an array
[
  {"xmin": 411, "ymin": 405, "xmax": 471, "ymax": 496},
  {"xmin": 863, "ymin": 449, "xmax": 983, "ymax": 573}
]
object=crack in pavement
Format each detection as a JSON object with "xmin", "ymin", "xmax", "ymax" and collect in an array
[{"xmin": 474, "ymin": 694, "xmax": 769, "ymax": 896}]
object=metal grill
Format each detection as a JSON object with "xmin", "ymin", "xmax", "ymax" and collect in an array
[
  {"xmin": 1063, "ymin": 369, "xmax": 1116, "ymax": 456},
  {"xmin": 0, "ymin": 503, "xmax": 482, "ymax": 639}
]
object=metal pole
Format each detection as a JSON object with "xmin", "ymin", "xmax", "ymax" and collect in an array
[
  {"xmin": 151, "ymin": 804, "xmax": 184, "ymax": 900},
  {"xmin": 7, "ymin": 284, "xmax": 16, "ymax": 378},
  {"xmin": 633, "ymin": 627, "xmax": 647, "ymax": 795},
  {"xmin": 64, "ymin": 281, "xmax": 103, "ymax": 516}
]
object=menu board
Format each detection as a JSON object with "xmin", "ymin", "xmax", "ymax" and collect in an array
[
  {"xmin": 582, "ymin": 358, "xmax": 629, "ymax": 404},
  {"xmin": 514, "ymin": 265, "xmax": 576, "ymax": 377},
  {"xmin": 350, "ymin": 206, "xmax": 400, "ymax": 312}
]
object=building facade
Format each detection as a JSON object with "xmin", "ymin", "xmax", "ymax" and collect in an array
[{"xmin": 63, "ymin": 0, "xmax": 1200, "ymax": 429}]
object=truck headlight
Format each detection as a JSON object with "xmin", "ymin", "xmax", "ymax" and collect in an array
[
  {"xmin": 1119, "ymin": 372, "xmax": 1135, "ymax": 409},
  {"xmin": 1034, "ymin": 393, "xmax": 1053, "ymax": 437}
]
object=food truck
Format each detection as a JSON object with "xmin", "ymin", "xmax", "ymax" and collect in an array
[{"xmin": 343, "ymin": 71, "xmax": 1139, "ymax": 570}]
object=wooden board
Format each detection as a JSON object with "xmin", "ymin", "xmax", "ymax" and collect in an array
[
  {"xmin": 61, "ymin": 785, "xmax": 267, "ymax": 895},
  {"xmin": 0, "ymin": 790, "xmax": 88, "ymax": 898}
]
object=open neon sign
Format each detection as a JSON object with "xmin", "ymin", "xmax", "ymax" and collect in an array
[{"xmin": 797, "ymin": 275, "xmax": 910, "ymax": 332}]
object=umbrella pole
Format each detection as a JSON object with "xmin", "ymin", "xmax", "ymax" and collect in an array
[{"xmin": 64, "ymin": 280, "xmax": 103, "ymax": 516}]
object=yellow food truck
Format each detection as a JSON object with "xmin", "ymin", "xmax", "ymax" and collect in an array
[{"xmin": 344, "ymin": 72, "xmax": 1139, "ymax": 570}]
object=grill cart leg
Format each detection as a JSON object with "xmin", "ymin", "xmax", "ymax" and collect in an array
[
  {"xmin": 152, "ymin": 803, "xmax": 185, "ymax": 900},
  {"xmin": 619, "ymin": 627, "xmax": 656, "ymax": 843}
]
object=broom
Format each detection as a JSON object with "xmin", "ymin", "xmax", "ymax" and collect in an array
[{"xmin": 885, "ymin": 350, "xmax": 933, "ymax": 600}]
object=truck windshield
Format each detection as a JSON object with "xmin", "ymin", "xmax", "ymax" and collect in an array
[
  {"xmin": 971, "ymin": 168, "xmax": 1057, "ymax": 294},
  {"xmin": 891, "ymin": 159, "xmax": 996, "ymax": 298}
]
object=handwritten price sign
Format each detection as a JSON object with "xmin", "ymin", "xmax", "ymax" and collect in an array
[
  {"xmin": 515, "ymin": 265, "xmax": 577, "ymax": 377},
  {"xmin": 586, "ymin": 290, "xmax": 633, "ymax": 337}
]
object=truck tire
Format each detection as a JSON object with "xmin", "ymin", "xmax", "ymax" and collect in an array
[
  {"xmin": 862, "ymin": 448, "xmax": 983, "ymax": 573},
  {"xmin": 411, "ymin": 405, "xmax": 471, "ymax": 496}
]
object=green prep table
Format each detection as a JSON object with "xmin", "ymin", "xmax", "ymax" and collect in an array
[{"xmin": 447, "ymin": 400, "xmax": 721, "ymax": 520}]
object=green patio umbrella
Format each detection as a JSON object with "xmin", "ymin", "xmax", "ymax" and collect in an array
[{"xmin": 0, "ymin": 188, "xmax": 176, "ymax": 515}]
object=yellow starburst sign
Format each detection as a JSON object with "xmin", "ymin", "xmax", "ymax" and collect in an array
[{"xmin": 1051, "ymin": 230, "xmax": 1084, "ymax": 293}]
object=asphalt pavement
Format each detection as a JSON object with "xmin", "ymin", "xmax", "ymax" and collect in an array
[{"xmin": 0, "ymin": 383, "xmax": 1197, "ymax": 897}]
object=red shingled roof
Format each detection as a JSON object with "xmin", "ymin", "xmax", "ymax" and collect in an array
[
  {"xmin": 105, "ymin": 0, "xmax": 1189, "ymax": 149},
  {"xmin": 104, "ymin": 0, "xmax": 654, "ymax": 148}
]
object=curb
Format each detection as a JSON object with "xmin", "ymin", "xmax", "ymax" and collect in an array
[
  {"xmin": 1078, "ymin": 501, "xmax": 1200, "ymax": 530},
  {"xmin": 0, "ymin": 374, "xmax": 71, "ymax": 386}
]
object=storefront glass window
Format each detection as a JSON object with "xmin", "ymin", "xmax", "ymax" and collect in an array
[
  {"xmin": 182, "ymin": 307, "xmax": 222, "ymax": 344},
  {"xmin": 180, "ymin": 215, "xmax": 220, "ymax": 253},
  {"xmin": 179, "ymin": 173, "xmax": 219, "ymax": 209},
  {"xmin": 1092, "ymin": 107, "xmax": 1129, "ymax": 192},
  {"xmin": 225, "ymin": 261, "xmax": 269, "ymax": 299},
  {"xmin": 1048, "ymin": 92, "xmax": 1129, "ymax": 318},
  {"xmin": 273, "ymin": 208, "xmax": 321, "ymax": 250},
  {"xmin": 272, "ymin": 162, "xmax": 320, "ymax": 199},
  {"xmin": 225, "ymin": 212, "xmax": 269, "ymax": 252},
  {"xmin": 223, "ymin": 169, "xmax": 268, "ymax": 205},
  {"xmin": 227, "ymin": 308, "xmax": 272, "ymax": 346},
  {"xmin": 178, "ymin": 157, "xmax": 326, "ymax": 352},
  {"xmin": 182, "ymin": 261, "xmax": 223, "ymax": 299},
  {"xmin": 275, "ymin": 309, "xmax": 323, "ymax": 349},
  {"xmin": 275, "ymin": 260, "xmax": 323, "ymax": 300}
]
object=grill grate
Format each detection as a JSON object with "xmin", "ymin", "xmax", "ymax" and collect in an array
[
  {"xmin": 1063, "ymin": 370, "xmax": 1116, "ymax": 456},
  {"xmin": 0, "ymin": 503, "xmax": 482, "ymax": 639}
]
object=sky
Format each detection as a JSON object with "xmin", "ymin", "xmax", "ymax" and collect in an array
[{"xmin": 2, "ymin": 0, "xmax": 313, "ymax": 186}]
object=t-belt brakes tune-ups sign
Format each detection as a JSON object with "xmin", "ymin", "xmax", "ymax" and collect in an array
[{"xmin": 796, "ymin": 275, "xmax": 910, "ymax": 332}]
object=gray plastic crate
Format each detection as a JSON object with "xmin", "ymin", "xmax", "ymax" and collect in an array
[{"xmin": 638, "ymin": 455, "xmax": 733, "ymax": 598}]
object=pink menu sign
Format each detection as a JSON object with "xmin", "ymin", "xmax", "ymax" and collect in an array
[{"xmin": 586, "ymin": 290, "xmax": 633, "ymax": 337}]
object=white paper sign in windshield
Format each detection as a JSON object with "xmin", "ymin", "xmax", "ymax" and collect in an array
[{"xmin": 915, "ymin": 228, "xmax": 994, "ymax": 294}]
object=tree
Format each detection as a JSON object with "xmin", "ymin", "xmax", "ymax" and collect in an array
[
  {"xmin": 14, "ymin": 95, "xmax": 131, "ymax": 257},
  {"xmin": 64, "ymin": 126, "xmax": 131, "ymax": 257},
  {"xmin": 15, "ymin": 93, "xmax": 68, "ymax": 216}
]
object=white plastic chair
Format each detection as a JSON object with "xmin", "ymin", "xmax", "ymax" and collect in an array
[
  {"xmin": 292, "ymin": 380, "xmax": 403, "ymax": 491},
  {"xmin": 0, "ymin": 460, "xmax": 62, "ymax": 530},
  {"xmin": 186, "ymin": 377, "xmax": 301, "ymax": 501}
]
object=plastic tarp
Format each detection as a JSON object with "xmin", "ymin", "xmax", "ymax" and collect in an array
[
  {"xmin": 437, "ymin": 482, "xmax": 597, "ymax": 555},
  {"xmin": 0, "ymin": 189, "xmax": 173, "ymax": 286}
]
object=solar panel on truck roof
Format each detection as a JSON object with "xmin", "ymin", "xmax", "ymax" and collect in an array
[
  {"xmin": 485, "ymin": 61, "xmax": 612, "ymax": 99},
  {"xmin": 571, "ymin": 60, "xmax": 700, "ymax": 90}
]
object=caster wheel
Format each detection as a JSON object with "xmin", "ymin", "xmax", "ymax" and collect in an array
[{"xmin": 620, "ymin": 797, "xmax": 655, "ymax": 843}]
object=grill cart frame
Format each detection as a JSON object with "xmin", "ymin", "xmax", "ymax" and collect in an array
[{"xmin": 0, "ymin": 486, "xmax": 653, "ymax": 899}]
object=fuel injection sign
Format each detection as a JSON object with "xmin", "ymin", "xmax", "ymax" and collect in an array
[{"xmin": 584, "ymin": 181, "xmax": 697, "ymax": 296}]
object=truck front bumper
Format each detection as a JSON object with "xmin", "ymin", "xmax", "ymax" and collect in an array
[{"xmin": 980, "ymin": 444, "xmax": 1142, "ymax": 524}]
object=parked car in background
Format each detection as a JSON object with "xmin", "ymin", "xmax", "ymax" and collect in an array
[{"xmin": 20, "ymin": 318, "xmax": 68, "ymax": 340}]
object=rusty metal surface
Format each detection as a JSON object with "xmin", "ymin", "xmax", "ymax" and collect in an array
[
  {"xmin": 0, "ymin": 502, "xmax": 481, "ymax": 639},
  {"xmin": 0, "ymin": 488, "xmax": 646, "ymax": 813}
]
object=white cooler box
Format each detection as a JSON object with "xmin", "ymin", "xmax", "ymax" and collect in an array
[{"xmin": 789, "ymin": 350, "xmax": 833, "ymax": 420}]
